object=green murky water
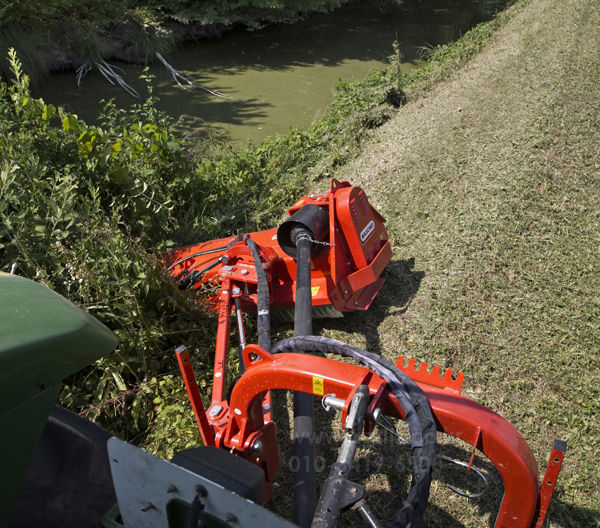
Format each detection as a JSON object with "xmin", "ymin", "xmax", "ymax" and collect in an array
[{"xmin": 36, "ymin": 0, "xmax": 507, "ymax": 143}]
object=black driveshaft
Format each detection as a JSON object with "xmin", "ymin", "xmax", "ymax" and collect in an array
[{"xmin": 293, "ymin": 233, "xmax": 316, "ymax": 527}]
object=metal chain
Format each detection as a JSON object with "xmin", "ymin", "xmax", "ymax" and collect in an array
[{"xmin": 306, "ymin": 237, "xmax": 335, "ymax": 247}]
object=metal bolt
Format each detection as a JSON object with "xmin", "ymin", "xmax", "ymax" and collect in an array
[
  {"xmin": 225, "ymin": 513, "xmax": 237, "ymax": 523},
  {"xmin": 232, "ymin": 287, "xmax": 241, "ymax": 295},
  {"xmin": 343, "ymin": 290, "xmax": 348, "ymax": 295},
  {"xmin": 263, "ymin": 404, "xmax": 271, "ymax": 411},
  {"xmin": 167, "ymin": 484, "xmax": 178, "ymax": 493},
  {"xmin": 251, "ymin": 439, "xmax": 264, "ymax": 454},
  {"xmin": 209, "ymin": 405, "xmax": 222, "ymax": 417},
  {"xmin": 222, "ymin": 265, "xmax": 233, "ymax": 271},
  {"xmin": 196, "ymin": 484, "xmax": 208, "ymax": 498},
  {"xmin": 141, "ymin": 503, "xmax": 154, "ymax": 512},
  {"xmin": 222, "ymin": 290, "xmax": 229, "ymax": 294},
  {"xmin": 354, "ymin": 301, "xmax": 358, "ymax": 306},
  {"xmin": 351, "ymin": 487, "xmax": 357, "ymax": 495},
  {"xmin": 241, "ymin": 269, "xmax": 249, "ymax": 275}
]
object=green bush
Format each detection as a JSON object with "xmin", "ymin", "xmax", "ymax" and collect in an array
[
  {"xmin": 0, "ymin": 50, "xmax": 221, "ymax": 441},
  {"xmin": 140, "ymin": 0, "xmax": 346, "ymax": 25}
]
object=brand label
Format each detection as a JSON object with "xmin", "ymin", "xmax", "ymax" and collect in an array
[{"xmin": 360, "ymin": 220, "xmax": 375, "ymax": 244}]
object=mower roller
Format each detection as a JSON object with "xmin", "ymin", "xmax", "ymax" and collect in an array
[{"xmin": 164, "ymin": 179, "xmax": 566, "ymax": 528}]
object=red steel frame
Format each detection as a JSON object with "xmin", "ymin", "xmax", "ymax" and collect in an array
[
  {"xmin": 229, "ymin": 346, "xmax": 563, "ymax": 528},
  {"xmin": 168, "ymin": 177, "xmax": 395, "ymax": 487},
  {"xmin": 165, "ymin": 179, "xmax": 393, "ymax": 314},
  {"xmin": 178, "ymin": 343, "xmax": 564, "ymax": 527},
  {"xmin": 175, "ymin": 346, "xmax": 215, "ymax": 447}
]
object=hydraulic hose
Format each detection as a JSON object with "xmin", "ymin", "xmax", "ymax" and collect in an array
[
  {"xmin": 271, "ymin": 335, "xmax": 436, "ymax": 528},
  {"xmin": 245, "ymin": 236, "xmax": 271, "ymax": 352},
  {"xmin": 168, "ymin": 234, "xmax": 243, "ymax": 271}
]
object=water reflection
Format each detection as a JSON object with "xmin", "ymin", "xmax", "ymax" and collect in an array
[{"xmin": 36, "ymin": 0, "xmax": 508, "ymax": 143}]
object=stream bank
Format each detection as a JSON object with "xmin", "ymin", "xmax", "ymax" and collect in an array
[
  {"xmin": 36, "ymin": 0, "xmax": 509, "ymax": 143},
  {"xmin": 1, "ymin": 0, "xmax": 353, "ymax": 82}
]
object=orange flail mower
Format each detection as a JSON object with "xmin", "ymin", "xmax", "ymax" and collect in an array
[{"xmin": 167, "ymin": 178, "xmax": 392, "ymax": 314}]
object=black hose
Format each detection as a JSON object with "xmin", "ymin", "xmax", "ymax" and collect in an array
[
  {"xmin": 271, "ymin": 336, "xmax": 436, "ymax": 528},
  {"xmin": 176, "ymin": 255, "xmax": 227, "ymax": 289},
  {"xmin": 292, "ymin": 235, "xmax": 317, "ymax": 527},
  {"xmin": 245, "ymin": 236, "xmax": 270, "ymax": 352},
  {"xmin": 294, "ymin": 235, "xmax": 313, "ymax": 340}
]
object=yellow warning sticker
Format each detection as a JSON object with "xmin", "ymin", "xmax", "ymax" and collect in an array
[
  {"xmin": 312, "ymin": 376, "xmax": 325, "ymax": 396},
  {"xmin": 310, "ymin": 260, "xmax": 315, "ymax": 270},
  {"xmin": 311, "ymin": 286, "xmax": 319, "ymax": 297}
]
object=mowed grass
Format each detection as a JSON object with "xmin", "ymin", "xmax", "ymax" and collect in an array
[{"xmin": 298, "ymin": 0, "xmax": 600, "ymax": 526}]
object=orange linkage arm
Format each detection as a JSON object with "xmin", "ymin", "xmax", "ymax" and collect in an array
[
  {"xmin": 212, "ymin": 279, "xmax": 232, "ymax": 405},
  {"xmin": 226, "ymin": 346, "xmax": 544, "ymax": 528},
  {"xmin": 175, "ymin": 345, "xmax": 215, "ymax": 447}
]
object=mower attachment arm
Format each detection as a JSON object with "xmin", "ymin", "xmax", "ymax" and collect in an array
[{"xmin": 227, "ymin": 348, "xmax": 543, "ymax": 528}]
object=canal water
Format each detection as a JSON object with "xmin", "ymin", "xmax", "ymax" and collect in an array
[{"xmin": 36, "ymin": 0, "xmax": 508, "ymax": 144}]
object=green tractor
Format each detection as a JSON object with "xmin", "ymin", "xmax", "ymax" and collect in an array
[{"xmin": 0, "ymin": 273, "xmax": 292, "ymax": 528}]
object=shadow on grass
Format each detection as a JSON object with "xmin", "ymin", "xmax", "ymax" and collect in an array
[
  {"xmin": 267, "ymin": 258, "xmax": 599, "ymax": 527},
  {"xmin": 316, "ymin": 257, "xmax": 424, "ymax": 356},
  {"xmin": 544, "ymin": 499, "xmax": 600, "ymax": 528},
  {"xmin": 269, "ymin": 393, "xmax": 505, "ymax": 526}
]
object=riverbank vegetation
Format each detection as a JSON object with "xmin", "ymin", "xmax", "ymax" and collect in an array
[{"xmin": 0, "ymin": 0, "xmax": 361, "ymax": 83}]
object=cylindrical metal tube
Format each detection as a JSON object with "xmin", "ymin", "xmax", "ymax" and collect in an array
[
  {"xmin": 234, "ymin": 296, "xmax": 246, "ymax": 372},
  {"xmin": 293, "ymin": 235, "xmax": 316, "ymax": 527},
  {"xmin": 322, "ymin": 395, "xmax": 345, "ymax": 412},
  {"xmin": 312, "ymin": 385, "xmax": 370, "ymax": 528},
  {"xmin": 245, "ymin": 236, "xmax": 270, "ymax": 352},
  {"xmin": 357, "ymin": 502, "xmax": 382, "ymax": 528}
]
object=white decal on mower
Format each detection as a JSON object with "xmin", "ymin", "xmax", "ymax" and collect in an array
[{"xmin": 360, "ymin": 220, "xmax": 375, "ymax": 244}]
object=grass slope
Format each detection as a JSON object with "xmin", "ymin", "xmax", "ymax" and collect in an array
[{"xmin": 310, "ymin": 0, "xmax": 599, "ymax": 525}]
